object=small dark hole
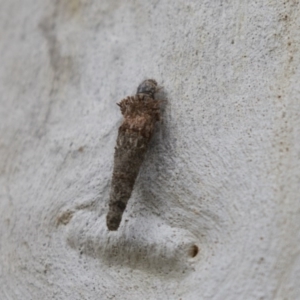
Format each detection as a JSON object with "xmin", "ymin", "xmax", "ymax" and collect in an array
[{"xmin": 189, "ymin": 245, "xmax": 199, "ymax": 258}]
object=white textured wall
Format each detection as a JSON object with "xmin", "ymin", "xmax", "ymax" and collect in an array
[{"xmin": 1, "ymin": 1, "xmax": 299, "ymax": 299}]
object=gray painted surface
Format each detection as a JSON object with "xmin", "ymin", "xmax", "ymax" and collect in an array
[{"xmin": 0, "ymin": 1, "xmax": 299, "ymax": 299}]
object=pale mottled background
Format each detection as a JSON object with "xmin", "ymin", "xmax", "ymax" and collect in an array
[{"xmin": 0, "ymin": 1, "xmax": 299, "ymax": 299}]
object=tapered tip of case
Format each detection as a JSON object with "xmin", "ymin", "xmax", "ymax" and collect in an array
[{"xmin": 106, "ymin": 213, "xmax": 121, "ymax": 231}]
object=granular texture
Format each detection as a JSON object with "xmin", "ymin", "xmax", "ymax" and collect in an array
[{"xmin": 106, "ymin": 79, "xmax": 161, "ymax": 231}]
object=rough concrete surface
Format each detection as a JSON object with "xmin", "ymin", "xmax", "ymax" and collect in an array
[{"xmin": 0, "ymin": 1, "xmax": 299, "ymax": 299}]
